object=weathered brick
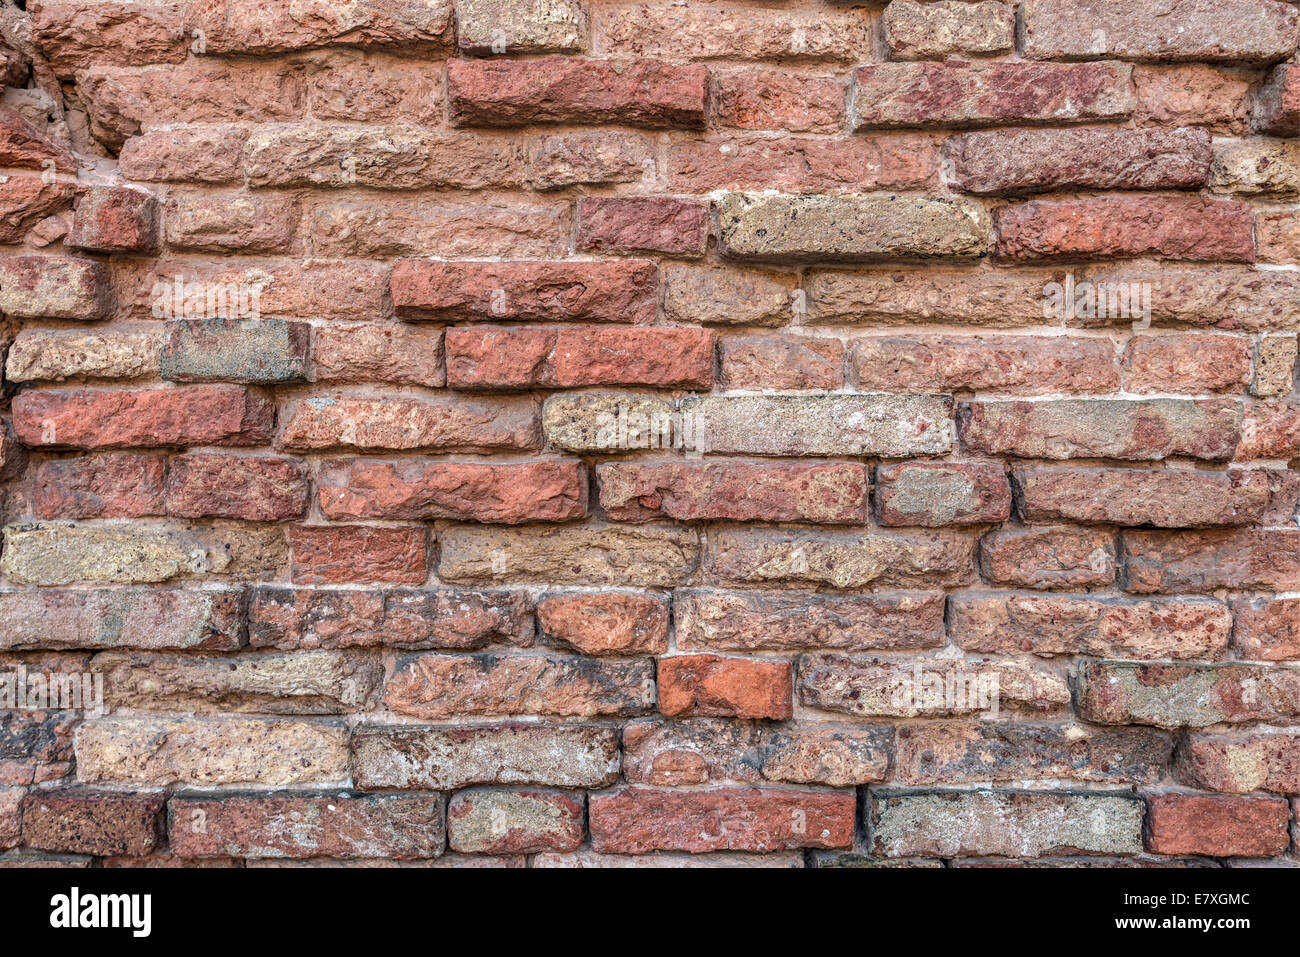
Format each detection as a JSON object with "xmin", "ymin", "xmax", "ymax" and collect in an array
[
  {"xmin": 875, "ymin": 462, "xmax": 1011, "ymax": 527},
  {"xmin": 1237, "ymin": 399, "xmax": 1300, "ymax": 460},
  {"xmin": 718, "ymin": 335, "xmax": 843, "ymax": 391},
  {"xmin": 0, "ymin": 522, "xmax": 284, "ymax": 586},
  {"xmin": 1254, "ymin": 336, "xmax": 1299, "ymax": 397},
  {"xmin": 883, "ymin": 1, "xmax": 1014, "ymax": 59},
  {"xmin": 93, "ymin": 649, "xmax": 379, "ymax": 714},
  {"xmin": 0, "ymin": 711, "xmax": 77, "ymax": 786},
  {"xmin": 0, "ymin": 256, "xmax": 111, "ymax": 321},
  {"xmin": 169, "ymin": 793, "xmax": 444, "ymax": 860},
  {"xmin": 279, "ymin": 395, "xmax": 538, "ymax": 453},
  {"xmin": 447, "ymin": 789, "xmax": 582, "ymax": 854},
  {"xmin": 600, "ymin": 4, "xmax": 872, "ymax": 61},
  {"xmin": 448, "ymin": 57, "xmax": 708, "ymax": 128},
  {"xmin": 455, "ymin": 0, "xmax": 586, "ymax": 53},
  {"xmin": 161, "ymin": 319, "xmax": 308, "ymax": 384},
  {"xmin": 384, "ymin": 653, "xmax": 654, "ymax": 719},
  {"xmin": 1022, "ymin": 0, "xmax": 1299, "ymax": 63},
  {"xmin": 0, "ymin": 588, "xmax": 244, "ymax": 651},
  {"xmin": 622, "ymin": 719, "xmax": 891, "ymax": 787},
  {"xmin": 119, "ymin": 125, "xmax": 249, "ymax": 183},
  {"xmin": 445, "ymin": 326, "xmax": 714, "ymax": 389},
  {"xmin": 319, "ymin": 458, "xmax": 585, "ymax": 523},
  {"xmin": 1233, "ymin": 597, "xmax": 1300, "ymax": 661},
  {"xmin": 716, "ymin": 192, "xmax": 990, "ymax": 261},
  {"xmin": 0, "ymin": 106, "xmax": 77, "ymax": 172},
  {"xmin": 1124, "ymin": 529, "xmax": 1300, "ymax": 593},
  {"xmin": 0, "ymin": 174, "xmax": 75, "ymax": 243},
  {"xmin": 658, "ymin": 654, "xmax": 792, "ymax": 720},
  {"xmin": 392, "ymin": 259, "xmax": 657, "ymax": 323},
  {"xmin": 536, "ymin": 592, "xmax": 670, "ymax": 657},
  {"xmin": 669, "ymin": 135, "xmax": 938, "ymax": 193},
  {"xmin": 711, "ymin": 69, "xmax": 845, "ymax": 134},
  {"xmin": 249, "ymin": 587, "xmax": 533, "ymax": 651},
  {"xmin": 798, "ymin": 654, "xmax": 1069, "ymax": 717},
  {"xmin": 853, "ymin": 61, "xmax": 1135, "ymax": 129},
  {"xmin": 1136, "ymin": 65, "xmax": 1251, "ymax": 134},
  {"xmin": 960, "ymin": 399, "xmax": 1242, "ymax": 462},
  {"xmin": 871, "ymin": 790, "xmax": 1144, "ymax": 858},
  {"xmin": 674, "ymin": 589, "xmax": 946, "ymax": 653},
  {"xmin": 806, "ymin": 269, "xmax": 1057, "ymax": 327},
  {"xmin": 529, "ymin": 130, "xmax": 654, "ymax": 190},
  {"xmin": 597, "ymin": 460, "xmax": 867, "ymax": 524},
  {"xmin": 310, "ymin": 323, "xmax": 445, "ymax": 387},
  {"xmin": 849, "ymin": 334, "xmax": 1118, "ymax": 394},
  {"xmin": 589, "ymin": 788, "xmax": 855, "ymax": 854},
  {"xmin": 162, "ymin": 453, "xmax": 308, "ymax": 523},
  {"xmin": 681, "ymin": 394, "xmax": 954, "ymax": 457},
  {"xmin": 31, "ymin": 1, "xmax": 189, "ymax": 74},
  {"xmin": 75, "ymin": 716, "xmax": 349, "ymax": 787},
  {"xmin": 1145, "ymin": 794, "xmax": 1290, "ymax": 857},
  {"xmin": 1075, "ymin": 661, "xmax": 1300, "ymax": 728},
  {"xmin": 352, "ymin": 723, "xmax": 619, "ymax": 790},
  {"xmin": 533, "ymin": 850, "xmax": 803, "ymax": 868},
  {"xmin": 897, "ymin": 723, "xmax": 1171, "ymax": 785},
  {"xmin": 1178, "ymin": 731, "xmax": 1300, "ymax": 793},
  {"xmin": 34, "ymin": 453, "xmax": 166, "ymax": 519},
  {"xmin": 290, "ymin": 525, "xmax": 426, "ymax": 585},
  {"xmin": 13, "ymin": 386, "xmax": 274, "ymax": 450},
  {"xmin": 993, "ymin": 196, "xmax": 1256, "ymax": 263},
  {"xmin": 662, "ymin": 264, "xmax": 796, "ymax": 327},
  {"xmin": 5, "ymin": 327, "xmax": 163, "ymax": 383},
  {"xmin": 0, "ymin": 790, "xmax": 19, "ymax": 850},
  {"xmin": 1212, "ymin": 139, "xmax": 1300, "ymax": 195},
  {"xmin": 186, "ymin": 0, "xmax": 452, "ymax": 53},
  {"xmin": 947, "ymin": 127, "xmax": 1211, "ymax": 195},
  {"xmin": 309, "ymin": 198, "xmax": 569, "ymax": 258},
  {"xmin": 438, "ymin": 523, "xmax": 699, "ymax": 587},
  {"xmin": 949, "ymin": 592, "xmax": 1231, "ymax": 660},
  {"xmin": 243, "ymin": 126, "xmax": 525, "ymax": 190},
  {"xmin": 1122, "ymin": 333, "xmax": 1252, "ymax": 394},
  {"xmin": 706, "ymin": 526, "xmax": 975, "ymax": 589},
  {"xmin": 1255, "ymin": 64, "xmax": 1300, "ymax": 136},
  {"xmin": 21, "ymin": 790, "xmax": 163, "ymax": 857}
]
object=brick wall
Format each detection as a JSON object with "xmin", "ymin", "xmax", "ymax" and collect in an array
[{"xmin": 0, "ymin": 0, "xmax": 1298, "ymax": 867}]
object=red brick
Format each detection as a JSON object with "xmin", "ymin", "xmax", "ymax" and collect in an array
[
  {"xmin": 34, "ymin": 453, "xmax": 166, "ymax": 519},
  {"xmin": 1233, "ymin": 597, "xmax": 1300, "ymax": 661},
  {"xmin": 391, "ymin": 259, "xmax": 657, "ymax": 323},
  {"xmin": 445, "ymin": 326, "xmax": 714, "ymax": 389},
  {"xmin": 169, "ymin": 793, "xmax": 445, "ymax": 859},
  {"xmin": 1017, "ymin": 466, "xmax": 1276, "ymax": 528},
  {"xmin": 1124, "ymin": 529, "xmax": 1300, "ymax": 593},
  {"xmin": 536, "ymin": 592, "xmax": 670, "ymax": 656},
  {"xmin": 0, "ymin": 106, "xmax": 77, "ymax": 172},
  {"xmin": 718, "ymin": 335, "xmax": 843, "ymax": 390},
  {"xmin": 384, "ymin": 653, "xmax": 654, "ymax": 719},
  {"xmin": 1256, "ymin": 64, "xmax": 1300, "ymax": 136},
  {"xmin": 310, "ymin": 323, "xmax": 445, "ymax": 388},
  {"xmin": 854, "ymin": 61, "xmax": 1135, "ymax": 129},
  {"xmin": 875, "ymin": 462, "xmax": 1011, "ymax": 527},
  {"xmin": 13, "ymin": 387, "xmax": 274, "ymax": 450},
  {"xmin": 32, "ymin": 1, "xmax": 189, "ymax": 75},
  {"xmin": 164, "ymin": 454, "xmax": 310, "ymax": 522},
  {"xmin": 589, "ymin": 788, "xmax": 855, "ymax": 853},
  {"xmin": 448, "ymin": 57, "xmax": 708, "ymax": 128},
  {"xmin": 186, "ymin": 0, "xmax": 452, "ymax": 54},
  {"xmin": 278, "ymin": 395, "xmax": 538, "ymax": 453},
  {"xmin": 1123, "ymin": 334, "xmax": 1252, "ymax": 393},
  {"xmin": 318, "ymin": 459, "xmax": 586, "ymax": 523},
  {"xmin": 1135, "ymin": 65, "xmax": 1251, "ymax": 135},
  {"xmin": 658, "ymin": 654, "xmax": 792, "ymax": 720},
  {"xmin": 290, "ymin": 525, "xmax": 427, "ymax": 585},
  {"xmin": 1178, "ymin": 732, "xmax": 1300, "ymax": 793},
  {"xmin": 164, "ymin": 192, "xmax": 300, "ymax": 253},
  {"xmin": 947, "ymin": 126, "xmax": 1210, "ymax": 195},
  {"xmin": 711, "ymin": 69, "xmax": 845, "ymax": 133},
  {"xmin": 1238, "ymin": 399, "xmax": 1300, "ymax": 460},
  {"xmin": 576, "ymin": 198, "xmax": 708, "ymax": 257},
  {"xmin": 993, "ymin": 196, "xmax": 1256, "ymax": 263},
  {"xmin": 529, "ymin": 130, "xmax": 654, "ymax": 190},
  {"xmin": 668, "ymin": 135, "xmax": 938, "ymax": 193},
  {"xmin": 447, "ymin": 789, "xmax": 583, "ymax": 855},
  {"xmin": 1144, "ymin": 794, "xmax": 1290, "ymax": 858},
  {"xmin": 883, "ymin": 0, "xmax": 1014, "ymax": 59},
  {"xmin": 119, "ymin": 124, "xmax": 248, "ymax": 183},
  {"xmin": 66, "ymin": 186, "xmax": 158, "ymax": 253},
  {"xmin": 597, "ymin": 461, "xmax": 867, "ymax": 524},
  {"xmin": 849, "ymin": 335, "xmax": 1118, "ymax": 395},
  {"xmin": 0, "ymin": 175, "xmax": 76, "ymax": 244},
  {"xmin": 21, "ymin": 789, "xmax": 163, "ymax": 857}
]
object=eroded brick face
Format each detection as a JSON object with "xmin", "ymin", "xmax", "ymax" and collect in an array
[{"xmin": 0, "ymin": 0, "xmax": 1297, "ymax": 871}]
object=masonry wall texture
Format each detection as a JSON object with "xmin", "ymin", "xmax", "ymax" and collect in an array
[{"xmin": 0, "ymin": 0, "xmax": 1299, "ymax": 869}]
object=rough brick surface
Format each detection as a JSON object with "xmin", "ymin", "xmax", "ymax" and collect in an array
[{"xmin": 2, "ymin": 0, "xmax": 1297, "ymax": 870}]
